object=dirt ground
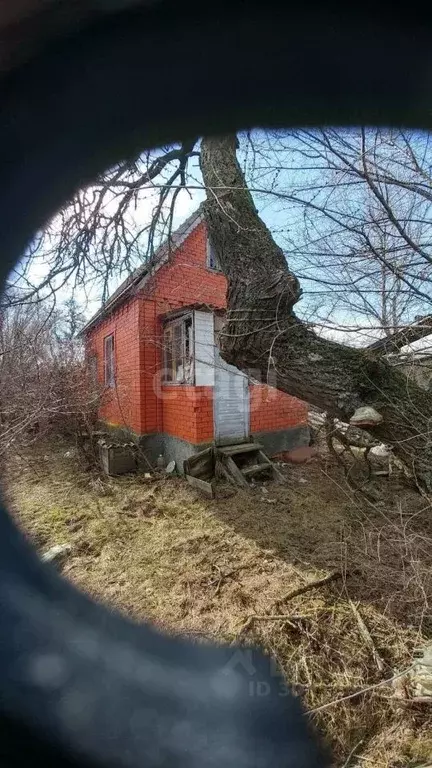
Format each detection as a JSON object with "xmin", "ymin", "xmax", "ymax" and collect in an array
[{"xmin": 6, "ymin": 442, "xmax": 432, "ymax": 767}]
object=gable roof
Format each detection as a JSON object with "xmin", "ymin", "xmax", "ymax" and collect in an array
[{"xmin": 80, "ymin": 206, "xmax": 204, "ymax": 335}]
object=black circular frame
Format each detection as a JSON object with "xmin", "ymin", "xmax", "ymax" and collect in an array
[{"xmin": 0, "ymin": 4, "xmax": 430, "ymax": 766}]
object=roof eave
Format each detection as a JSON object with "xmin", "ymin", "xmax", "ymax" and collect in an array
[{"xmin": 80, "ymin": 207, "xmax": 204, "ymax": 336}]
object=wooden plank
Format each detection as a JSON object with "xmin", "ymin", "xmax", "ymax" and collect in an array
[
  {"xmin": 216, "ymin": 436, "xmax": 249, "ymax": 447},
  {"xmin": 215, "ymin": 458, "xmax": 236, "ymax": 485},
  {"xmin": 257, "ymin": 450, "xmax": 285, "ymax": 483},
  {"xmin": 183, "ymin": 447, "xmax": 214, "ymax": 480},
  {"xmin": 242, "ymin": 463, "xmax": 273, "ymax": 477},
  {"xmin": 185, "ymin": 474, "xmax": 215, "ymax": 498},
  {"xmin": 272, "ymin": 466, "xmax": 286, "ymax": 483},
  {"xmin": 257, "ymin": 450, "xmax": 272, "ymax": 464},
  {"xmin": 218, "ymin": 443, "xmax": 262, "ymax": 456},
  {"xmin": 224, "ymin": 456, "xmax": 250, "ymax": 489}
]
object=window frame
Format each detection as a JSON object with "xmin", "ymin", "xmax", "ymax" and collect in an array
[
  {"xmin": 162, "ymin": 313, "xmax": 195, "ymax": 385},
  {"xmin": 206, "ymin": 236, "xmax": 222, "ymax": 272},
  {"xmin": 103, "ymin": 333, "xmax": 115, "ymax": 387}
]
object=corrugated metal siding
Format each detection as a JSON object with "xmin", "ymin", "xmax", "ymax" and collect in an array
[
  {"xmin": 214, "ymin": 346, "xmax": 249, "ymax": 443},
  {"xmin": 194, "ymin": 311, "xmax": 215, "ymax": 385}
]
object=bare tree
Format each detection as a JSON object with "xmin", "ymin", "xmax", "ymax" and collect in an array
[
  {"xmin": 56, "ymin": 297, "xmax": 87, "ymax": 341},
  {"xmin": 251, "ymin": 128, "xmax": 432, "ymax": 340},
  {"xmin": 0, "ymin": 301, "xmax": 101, "ymax": 456},
  {"xmin": 5, "ymin": 141, "xmax": 199, "ymax": 308}
]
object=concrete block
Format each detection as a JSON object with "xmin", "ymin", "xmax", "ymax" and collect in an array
[{"xmin": 100, "ymin": 444, "xmax": 137, "ymax": 475}]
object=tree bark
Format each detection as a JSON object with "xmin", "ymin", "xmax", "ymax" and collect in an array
[{"xmin": 200, "ymin": 135, "xmax": 432, "ymax": 487}]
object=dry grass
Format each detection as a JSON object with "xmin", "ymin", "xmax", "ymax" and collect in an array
[{"xmin": 5, "ymin": 443, "xmax": 432, "ymax": 767}]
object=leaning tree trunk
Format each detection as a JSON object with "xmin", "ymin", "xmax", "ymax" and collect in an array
[{"xmin": 200, "ymin": 135, "xmax": 432, "ymax": 488}]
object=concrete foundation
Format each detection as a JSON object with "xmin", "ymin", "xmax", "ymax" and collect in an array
[
  {"xmin": 139, "ymin": 425, "xmax": 310, "ymax": 473},
  {"xmin": 100, "ymin": 444, "xmax": 137, "ymax": 475},
  {"xmin": 138, "ymin": 433, "xmax": 213, "ymax": 473},
  {"xmin": 100, "ymin": 423, "xmax": 310, "ymax": 474},
  {"xmin": 252, "ymin": 425, "xmax": 310, "ymax": 457}
]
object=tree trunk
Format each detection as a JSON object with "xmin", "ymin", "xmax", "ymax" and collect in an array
[{"xmin": 200, "ymin": 135, "xmax": 432, "ymax": 487}]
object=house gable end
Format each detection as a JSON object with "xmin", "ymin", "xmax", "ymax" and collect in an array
[{"xmin": 143, "ymin": 220, "xmax": 227, "ymax": 315}]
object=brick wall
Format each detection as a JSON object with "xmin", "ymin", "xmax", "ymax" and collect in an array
[
  {"xmin": 138, "ymin": 298, "xmax": 160, "ymax": 435},
  {"xmin": 137, "ymin": 220, "xmax": 224, "ymax": 443},
  {"xmin": 250, "ymin": 384, "xmax": 308, "ymax": 434},
  {"xmin": 161, "ymin": 386, "xmax": 213, "ymax": 443},
  {"xmin": 86, "ymin": 297, "xmax": 142, "ymax": 433},
  {"xmin": 144, "ymin": 221, "xmax": 227, "ymax": 313}
]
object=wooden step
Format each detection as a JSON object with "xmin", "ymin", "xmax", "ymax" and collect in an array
[
  {"xmin": 218, "ymin": 442, "xmax": 262, "ymax": 456},
  {"xmin": 215, "ymin": 444, "xmax": 285, "ymax": 489},
  {"xmin": 242, "ymin": 463, "xmax": 273, "ymax": 477}
]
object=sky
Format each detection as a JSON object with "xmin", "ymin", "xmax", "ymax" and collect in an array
[{"xmin": 9, "ymin": 128, "xmax": 432, "ymax": 347}]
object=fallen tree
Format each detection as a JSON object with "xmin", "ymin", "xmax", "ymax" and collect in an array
[{"xmin": 200, "ymin": 135, "xmax": 432, "ymax": 488}]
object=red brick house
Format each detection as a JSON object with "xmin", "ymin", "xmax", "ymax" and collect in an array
[{"xmin": 82, "ymin": 208, "xmax": 309, "ymax": 469}]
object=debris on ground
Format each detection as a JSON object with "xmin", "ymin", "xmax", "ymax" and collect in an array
[
  {"xmin": 41, "ymin": 542, "xmax": 71, "ymax": 565},
  {"xmin": 410, "ymin": 644, "xmax": 432, "ymax": 701},
  {"xmin": 99, "ymin": 441, "xmax": 138, "ymax": 476},
  {"xmin": 185, "ymin": 473, "xmax": 214, "ymax": 498},
  {"xmin": 5, "ymin": 441, "xmax": 432, "ymax": 767},
  {"xmin": 279, "ymin": 446, "xmax": 318, "ymax": 464}
]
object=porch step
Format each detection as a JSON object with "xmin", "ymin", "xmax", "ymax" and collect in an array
[
  {"xmin": 215, "ymin": 443, "xmax": 285, "ymax": 488},
  {"xmin": 218, "ymin": 442, "xmax": 262, "ymax": 456}
]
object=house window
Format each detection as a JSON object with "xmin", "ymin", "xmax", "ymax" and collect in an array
[
  {"xmin": 163, "ymin": 315, "xmax": 194, "ymax": 383},
  {"xmin": 104, "ymin": 334, "xmax": 115, "ymax": 387},
  {"xmin": 207, "ymin": 237, "xmax": 221, "ymax": 271}
]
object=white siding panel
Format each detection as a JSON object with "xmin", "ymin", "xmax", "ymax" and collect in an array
[
  {"xmin": 214, "ymin": 346, "xmax": 249, "ymax": 442},
  {"xmin": 194, "ymin": 311, "xmax": 215, "ymax": 386}
]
